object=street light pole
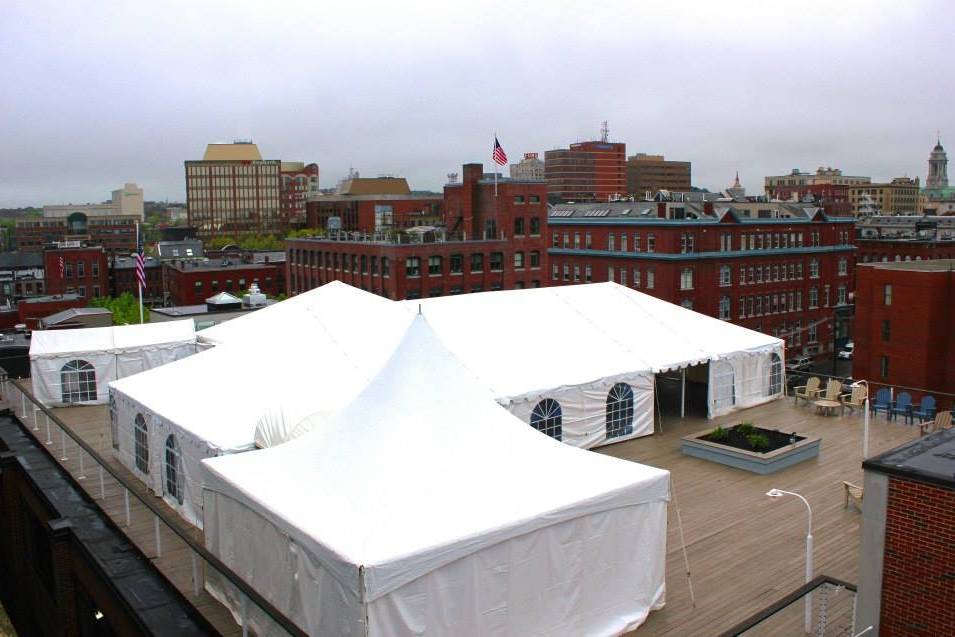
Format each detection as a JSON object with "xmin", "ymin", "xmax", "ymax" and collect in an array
[{"xmin": 767, "ymin": 488, "xmax": 814, "ymax": 634}]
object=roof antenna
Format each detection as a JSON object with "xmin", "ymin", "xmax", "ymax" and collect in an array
[{"xmin": 418, "ymin": 303, "xmax": 422, "ymax": 315}]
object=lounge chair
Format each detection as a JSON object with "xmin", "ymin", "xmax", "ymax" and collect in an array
[
  {"xmin": 871, "ymin": 388, "xmax": 892, "ymax": 417},
  {"xmin": 839, "ymin": 384, "xmax": 867, "ymax": 416},
  {"xmin": 890, "ymin": 392, "xmax": 913, "ymax": 423},
  {"xmin": 794, "ymin": 377, "xmax": 821, "ymax": 405},
  {"xmin": 919, "ymin": 410, "xmax": 952, "ymax": 436},
  {"xmin": 843, "ymin": 481, "xmax": 864, "ymax": 511},
  {"xmin": 911, "ymin": 395, "xmax": 936, "ymax": 422},
  {"xmin": 821, "ymin": 378, "xmax": 843, "ymax": 401}
]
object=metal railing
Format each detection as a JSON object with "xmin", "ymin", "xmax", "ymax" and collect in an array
[
  {"xmin": 719, "ymin": 575, "xmax": 868, "ymax": 637},
  {"xmin": 4, "ymin": 378, "xmax": 306, "ymax": 637},
  {"xmin": 786, "ymin": 367, "xmax": 955, "ymax": 414}
]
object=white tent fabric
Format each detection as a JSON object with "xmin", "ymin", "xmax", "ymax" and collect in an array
[
  {"xmin": 201, "ymin": 316, "xmax": 670, "ymax": 637},
  {"xmin": 29, "ymin": 320, "xmax": 197, "ymax": 407},
  {"xmin": 108, "ymin": 284, "xmax": 414, "ymax": 525},
  {"xmin": 404, "ymin": 283, "xmax": 785, "ymax": 421}
]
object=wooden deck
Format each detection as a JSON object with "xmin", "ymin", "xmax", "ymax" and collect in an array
[{"xmin": 8, "ymin": 381, "xmax": 918, "ymax": 636}]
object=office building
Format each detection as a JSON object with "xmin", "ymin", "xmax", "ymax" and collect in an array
[
  {"xmin": 849, "ymin": 177, "xmax": 920, "ymax": 216},
  {"xmin": 545, "ymin": 136, "xmax": 626, "ymax": 203},
  {"xmin": 509, "ymin": 152, "xmax": 545, "ymax": 181},
  {"xmin": 626, "ymin": 154, "xmax": 691, "ymax": 196}
]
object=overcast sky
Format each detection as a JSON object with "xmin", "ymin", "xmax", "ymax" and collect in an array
[{"xmin": 1, "ymin": 0, "xmax": 951, "ymax": 206}]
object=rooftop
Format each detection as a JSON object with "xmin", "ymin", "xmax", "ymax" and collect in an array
[
  {"xmin": 166, "ymin": 259, "xmax": 279, "ymax": 273},
  {"xmin": 11, "ymin": 379, "xmax": 918, "ymax": 636},
  {"xmin": 863, "ymin": 428, "xmax": 955, "ymax": 489},
  {"xmin": 201, "ymin": 142, "xmax": 263, "ymax": 162},
  {"xmin": 0, "ymin": 252, "xmax": 43, "ymax": 269},
  {"xmin": 151, "ymin": 300, "xmax": 275, "ymax": 317},
  {"xmin": 859, "ymin": 259, "xmax": 955, "ymax": 272}
]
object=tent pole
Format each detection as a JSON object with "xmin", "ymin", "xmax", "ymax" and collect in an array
[
  {"xmin": 681, "ymin": 368, "xmax": 686, "ymax": 418},
  {"xmin": 653, "ymin": 375, "xmax": 663, "ymax": 434},
  {"xmin": 671, "ymin": 479, "xmax": 696, "ymax": 608}
]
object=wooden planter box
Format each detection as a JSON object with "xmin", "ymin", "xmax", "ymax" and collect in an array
[{"xmin": 680, "ymin": 427, "xmax": 822, "ymax": 474}]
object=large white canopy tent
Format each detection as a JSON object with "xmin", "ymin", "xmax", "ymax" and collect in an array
[
  {"xmin": 404, "ymin": 283, "xmax": 786, "ymax": 432},
  {"xmin": 29, "ymin": 320, "xmax": 197, "ymax": 407},
  {"xmin": 201, "ymin": 316, "xmax": 670, "ymax": 636},
  {"xmin": 107, "ymin": 283, "xmax": 414, "ymax": 525}
]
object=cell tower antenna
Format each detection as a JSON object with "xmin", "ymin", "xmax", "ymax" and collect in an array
[{"xmin": 600, "ymin": 121, "xmax": 609, "ymax": 143}]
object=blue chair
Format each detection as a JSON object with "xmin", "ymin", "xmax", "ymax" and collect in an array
[
  {"xmin": 890, "ymin": 392, "xmax": 913, "ymax": 423},
  {"xmin": 912, "ymin": 395, "xmax": 936, "ymax": 423},
  {"xmin": 871, "ymin": 388, "xmax": 892, "ymax": 417}
]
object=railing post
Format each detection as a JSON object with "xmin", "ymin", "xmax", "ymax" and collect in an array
[
  {"xmin": 124, "ymin": 488, "xmax": 130, "ymax": 526},
  {"xmin": 154, "ymin": 514, "xmax": 162, "ymax": 558},
  {"xmin": 241, "ymin": 593, "xmax": 249, "ymax": 637},
  {"xmin": 191, "ymin": 553, "xmax": 200, "ymax": 596},
  {"xmin": 32, "ymin": 406, "xmax": 40, "ymax": 431},
  {"xmin": 20, "ymin": 392, "xmax": 25, "ymax": 419},
  {"xmin": 99, "ymin": 466, "xmax": 105, "ymax": 499},
  {"xmin": 60, "ymin": 428, "xmax": 68, "ymax": 461},
  {"xmin": 77, "ymin": 448, "xmax": 86, "ymax": 480},
  {"xmin": 45, "ymin": 413, "xmax": 52, "ymax": 445}
]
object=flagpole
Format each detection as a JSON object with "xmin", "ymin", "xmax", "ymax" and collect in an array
[
  {"xmin": 494, "ymin": 132, "xmax": 498, "ymax": 198},
  {"xmin": 136, "ymin": 222, "xmax": 144, "ymax": 324}
]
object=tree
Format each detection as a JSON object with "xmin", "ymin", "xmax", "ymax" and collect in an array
[{"xmin": 89, "ymin": 292, "xmax": 150, "ymax": 325}]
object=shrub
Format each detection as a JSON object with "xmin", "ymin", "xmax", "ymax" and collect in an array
[
  {"xmin": 746, "ymin": 433, "xmax": 770, "ymax": 451},
  {"xmin": 736, "ymin": 422, "xmax": 755, "ymax": 436},
  {"xmin": 710, "ymin": 425, "xmax": 728, "ymax": 441}
]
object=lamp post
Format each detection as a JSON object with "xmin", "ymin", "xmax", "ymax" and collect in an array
[
  {"xmin": 854, "ymin": 380, "xmax": 870, "ymax": 458},
  {"xmin": 767, "ymin": 488, "xmax": 814, "ymax": 634}
]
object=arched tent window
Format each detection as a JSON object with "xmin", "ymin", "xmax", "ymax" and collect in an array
[
  {"xmin": 768, "ymin": 353, "xmax": 783, "ymax": 395},
  {"xmin": 530, "ymin": 399, "xmax": 562, "ymax": 441},
  {"xmin": 60, "ymin": 359, "xmax": 96, "ymax": 404},
  {"xmin": 606, "ymin": 383, "xmax": 634, "ymax": 439},
  {"xmin": 165, "ymin": 435, "xmax": 183, "ymax": 504},
  {"xmin": 134, "ymin": 413, "xmax": 149, "ymax": 474}
]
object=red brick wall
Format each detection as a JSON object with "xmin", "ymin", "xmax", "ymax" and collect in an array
[
  {"xmin": 18, "ymin": 297, "xmax": 88, "ymax": 330},
  {"xmin": 853, "ymin": 264, "xmax": 955, "ymax": 403},
  {"xmin": 857, "ymin": 240, "xmax": 955, "ymax": 264},
  {"xmin": 164, "ymin": 263, "xmax": 283, "ymax": 305},
  {"xmin": 42, "ymin": 248, "xmax": 109, "ymax": 299},
  {"xmin": 880, "ymin": 476, "xmax": 955, "ymax": 637}
]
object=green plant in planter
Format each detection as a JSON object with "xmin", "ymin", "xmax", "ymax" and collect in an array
[
  {"xmin": 746, "ymin": 432, "xmax": 770, "ymax": 451},
  {"xmin": 710, "ymin": 425, "xmax": 729, "ymax": 441},
  {"xmin": 736, "ymin": 422, "xmax": 755, "ymax": 436}
]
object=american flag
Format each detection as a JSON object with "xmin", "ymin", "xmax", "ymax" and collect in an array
[
  {"xmin": 492, "ymin": 137, "xmax": 508, "ymax": 166},
  {"xmin": 135, "ymin": 240, "xmax": 146, "ymax": 291},
  {"xmin": 58, "ymin": 256, "xmax": 64, "ymax": 278}
]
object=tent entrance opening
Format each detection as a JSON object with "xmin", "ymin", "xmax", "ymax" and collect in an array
[{"xmin": 655, "ymin": 364, "xmax": 708, "ymax": 420}]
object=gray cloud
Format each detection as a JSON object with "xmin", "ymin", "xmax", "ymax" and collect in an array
[{"xmin": 0, "ymin": 0, "xmax": 950, "ymax": 206}]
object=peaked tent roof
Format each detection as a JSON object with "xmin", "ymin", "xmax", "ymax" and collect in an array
[
  {"xmin": 30, "ymin": 319, "xmax": 196, "ymax": 359},
  {"xmin": 201, "ymin": 315, "xmax": 670, "ymax": 601},
  {"xmin": 401, "ymin": 283, "xmax": 782, "ymax": 399}
]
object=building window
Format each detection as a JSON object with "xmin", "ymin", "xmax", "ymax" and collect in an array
[
  {"xmin": 647, "ymin": 234, "xmax": 655, "ymax": 252},
  {"xmin": 513, "ymin": 195, "xmax": 525, "ymax": 205},
  {"xmin": 563, "ymin": 264, "xmax": 569, "ymax": 281},
  {"xmin": 573, "ymin": 265, "xmax": 581, "ymax": 282},
  {"xmin": 883, "ymin": 284, "xmax": 892, "ymax": 305},
  {"xmin": 646, "ymin": 268, "xmax": 655, "ymax": 289},
  {"xmin": 680, "ymin": 232, "xmax": 695, "ymax": 254},
  {"xmin": 165, "ymin": 435, "xmax": 183, "ymax": 504},
  {"xmin": 514, "ymin": 217, "xmax": 525, "ymax": 236},
  {"xmin": 720, "ymin": 265, "xmax": 731, "ymax": 287},
  {"xmin": 93, "ymin": 285, "xmax": 100, "ymax": 298},
  {"xmin": 60, "ymin": 359, "xmax": 95, "ymax": 404},
  {"xmin": 585, "ymin": 232, "xmax": 592, "ymax": 249},
  {"xmin": 64, "ymin": 262, "xmax": 73, "ymax": 279},
  {"xmin": 585, "ymin": 265, "xmax": 592, "ymax": 282},
  {"xmin": 471, "ymin": 253, "xmax": 484, "ymax": 273},
  {"xmin": 719, "ymin": 296, "xmax": 731, "ymax": 320},
  {"xmin": 620, "ymin": 268, "xmax": 628, "ymax": 286},
  {"xmin": 769, "ymin": 353, "xmax": 782, "ymax": 395},
  {"xmin": 529, "ymin": 217, "xmax": 540, "ymax": 235},
  {"xmin": 427, "ymin": 255, "xmax": 442, "ymax": 275},
  {"xmin": 78, "ymin": 285, "xmax": 86, "ymax": 298},
  {"xmin": 608, "ymin": 266, "xmax": 615, "ymax": 282},
  {"xmin": 361, "ymin": 255, "xmax": 368, "ymax": 274},
  {"xmin": 680, "ymin": 267, "xmax": 693, "ymax": 290},
  {"xmin": 529, "ymin": 195, "xmax": 540, "ymax": 204},
  {"xmin": 809, "ymin": 323, "xmax": 818, "ymax": 342},
  {"xmin": 563, "ymin": 232, "xmax": 569, "ymax": 248},
  {"xmin": 574, "ymin": 232, "xmax": 580, "ymax": 248},
  {"xmin": 529, "ymin": 250, "xmax": 540, "ymax": 268},
  {"xmin": 681, "ymin": 299, "xmax": 693, "ymax": 310},
  {"xmin": 91, "ymin": 262, "xmax": 99, "ymax": 277},
  {"xmin": 552, "ymin": 232, "xmax": 559, "ymax": 248},
  {"xmin": 838, "ymin": 257, "xmax": 847, "ymax": 276},
  {"xmin": 633, "ymin": 268, "xmax": 640, "ymax": 288},
  {"xmin": 530, "ymin": 398, "xmax": 562, "ymax": 441},
  {"xmin": 633, "ymin": 233, "xmax": 640, "ymax": 252},
  {"xmin": 552, "ymin": 263, "xmax": 559, "ymax": 281},
  {"xmin": 608, "ymin": 233, "xmax": 615, "ymax": 251},
  {"xmin": 880, "ymin": 356, "xmax": 889, "ymax": 379},
  {"xmin": 490, "ymin": 252, "xmax": 503, "ymax": 271},
  {"xmin": 739, "ymin": 296, "xmax": 746, "ymax": 318},
  {"xmin": 406, "ymin": 257, "xmax": 421, "ymax": 277},
  {"xmin": 838, "ymin": 285, "xmax": 847, "ymax": 305},
  {"xmin": 882, "ymin": 320, "xmax": 890, "ymax": 341},
  {"xmin": 134, "ymin": 413, "xmax": 149, "ymax": 474},
  {"xmin": 606, "ymin": 383, "xmax": 634, "ymax": 439},
  {"xmin": 382, "ymin": 257, "xmax": 390, "ymax": 277},
  {"xmin": 809, "ymin": 287, "xmax": 818, "ymax": 308},
  {"xmin": 77, "ymin": 262, "xmax": 85, "ymax": 277},
  {"xmin": 450, "ymin": 254, "xmax": 463, "ymax": 274},
  {"xmin": 809, "ymin": 258, "xmax": 819, "ymax": 278}
]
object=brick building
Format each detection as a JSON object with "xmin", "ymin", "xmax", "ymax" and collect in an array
[
  {"xmin": 625, "ymin": 154, "xmax": 691, "ymax": 196},
  {"xmin": 42, "ymin": 245, "xmax": 109, "ymax": 300},
  {"xmin": 163, "ymin": 259, "xmax": 284, "ymax": 306},
  {"xmin": 111, "ymin": 255, "xmax": 162, "ymax": 304},
  {"xmin": 853, "ymin": 260, "xmax": 955, "ymax": 400},
  {"xmin": 545, "ymin": 140, "xmax": 626, "ymax": 202},
  {"xmin": 856, "ymin": 430, "xmax": 955, "ymax": 636},
  {"xmin": 280, "ymin": 162, "xmax": 319, "ymax": 225},
  {"xmin": 0, "ymin": 252, "xmax": 44, "ymax": 302},
  {"xmin": 849, "ymin": 177, "xmax": 920, "ymax": 216},
  {"xmin": 16, "ymin": 294, "xmax": 89, "ymax": 330},
  {"xmin": 15, "ymin": 183, "xmax": 143, "ymax": 253},
  {"xmin": 765, "ymin": 167, "xmax": 869, "ymax": 217},
  {"xmin": 288, "ymin": 163, "xmax": 548, "ymax": 300},
  {"xmin": 856, "ymin": 214, "xmax": 955, "ymax": 263},
  {"xmin": 547, "ymin": 200, "xmax": 855, "ymax": 357},
  {"xmin": 305, "ymin": 177, "xmax": 443, "ymax": 233}
]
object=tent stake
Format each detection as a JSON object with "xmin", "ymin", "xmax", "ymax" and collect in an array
[{"xmin": 671, "ymin": 479, "xmax": 696, "ymax": 608}]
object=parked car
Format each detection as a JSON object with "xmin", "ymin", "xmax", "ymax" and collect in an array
[
  {"xmin": 786, "ymin": 356, "xmax": 813, "ymax": 372},
  {"xmin": 838, "ymin": 342, "xmax": 854, "ymax": 360}
]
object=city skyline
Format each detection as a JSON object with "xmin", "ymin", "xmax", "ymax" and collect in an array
[{"xmin": 1, "ymin": 0, "xmax": 952, "ymax": 206}]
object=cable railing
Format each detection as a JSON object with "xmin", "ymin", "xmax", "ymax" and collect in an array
[
  {"xmin": 785, "ymin": 367, "xmax": 955, "ymax": 414},
  {"xmin": 4, "ymin": 378, "xmax": 306, "ymax": 637}
]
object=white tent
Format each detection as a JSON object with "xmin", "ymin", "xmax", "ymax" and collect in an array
[
  {"xmin": 201, "ymin": 316, "xmax": 670, "ymax": 636},
  {"xmin": 404, "ymin": 283, "xmax": 785, "ymax": 427},
  {"xmin": 108, "ymin": 284, "xmax": 414, "ymax": 525},
  {"xmin": 29, "ymin": 320, "xmax": 197, "ymax": 407}
]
